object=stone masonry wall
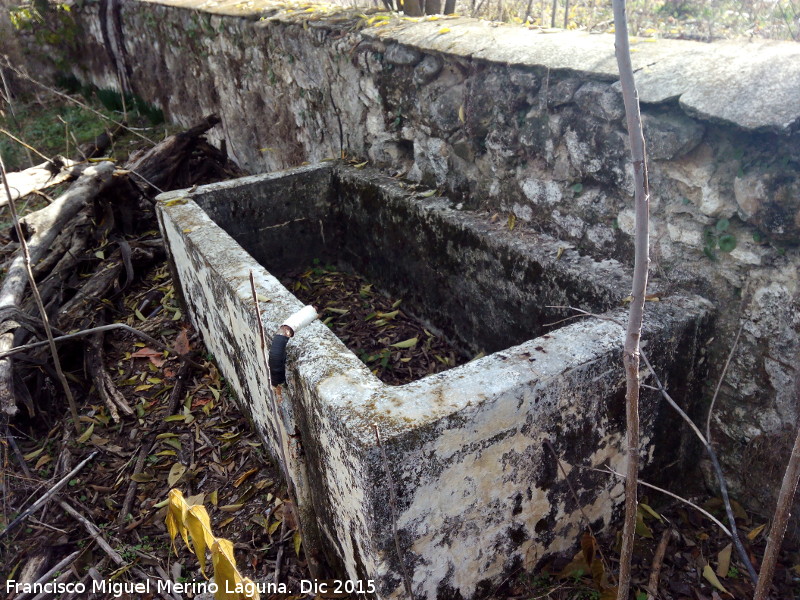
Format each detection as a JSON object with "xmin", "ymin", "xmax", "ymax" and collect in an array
[{"xmin": 2, "ymin": 0, "xmax": 799, "ymax": 526}]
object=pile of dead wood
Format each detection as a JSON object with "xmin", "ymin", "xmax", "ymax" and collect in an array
[{"xmin": 0, "ymin": 114, "xmax": 241, "ymax": 422}]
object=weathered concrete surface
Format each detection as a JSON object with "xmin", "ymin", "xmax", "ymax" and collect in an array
[
  {"xmin": 3, "ymin": 0, "xmax": 799, "ymax": 547},
  {"xmin": 157, "ymin": 164, "xmax": 712, "ymax": 598}
]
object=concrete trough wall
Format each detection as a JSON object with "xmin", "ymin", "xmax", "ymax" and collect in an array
[{"xmin": 157, "ymin": 164, "xmax": 712, "ymax": 599}]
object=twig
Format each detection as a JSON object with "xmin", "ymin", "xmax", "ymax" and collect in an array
[
  {"xmin": 14, "ymin": 550, "xmax": 80, "ymax": 600},
  {"xmin": 705, "ymin": 323, "xmax": 743, "ymax": 442},
  {"xmin": 594, "ymin": 465, "xmax": 731, "ymax": 537},
  {"xmin": 273, "ymin": 518, "xmax": 287, "ymax": 585},
  {"xmin": 753, "ymin": 417, "xmax": 800, "ymax": 600},
  {"xmin": 117, "ymin": 441, "xmax": 151, "ymax": 526},
  {"xmin": 0, "ymin": 128, "xmax": 52, "ymax": 163},
  {"xmin": 550, "ymin": 304, "xmax": 757, "ymax": 582},
  {"xmin": 543, "ymin": 440, "xmax": 616, "ymax": 585},
  {"xmin": 0, "ymin": 451, "xmax": 98, "ymax": 538},
  {"xmin": 249, "ymin": 271, "xmax": 322, "ymax": 579},
  {"xmin": 0, "ymin": 153, "xmax": 81, "ymax": 428},
  {"xmin": 0, "ymin": 323, "xmax": 183, "ymax": 363},
  {"xmin": 373, "ymin": 424, "xmax": 414, "ymax": 600},
  {"xmin": 645, "ymin": 527, "xmax": 671, "ymax": 600}
]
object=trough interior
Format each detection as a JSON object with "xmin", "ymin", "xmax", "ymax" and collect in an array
[{"xmin": 192, "ymin": 164, "xmax": 623, "ymax": 359}]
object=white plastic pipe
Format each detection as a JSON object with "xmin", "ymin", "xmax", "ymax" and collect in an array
[{"xmin": 282, "ymin": 305, "xmax": 318, "ymax": 336}]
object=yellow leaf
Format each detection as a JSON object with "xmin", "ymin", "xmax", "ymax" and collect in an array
[
  {"xmin": 234, "ymin": 468, "xmax": 258, "ymax": 488},
  {"xmin": 268, "ymin": 520, "xmax": 281, "ymax": 535},
  {"xmin": 293, "ymin": 531, "xmax": 302, "ymax": 556},
  {"xmin": 211, "ymin": 538, "xmax": 243, "ymax": 600},
  {"xmin": 639, "ymin": 503, "xmax": 663, "ymax": 522},
  {"xmin": 210, "ymin": 489, "xmax": 219, "ymax": 506},
  {"xmin": 163, "ymin": 197, "xmax": 188, "ymax": 207},
  {"xmin": 747, "ymin": 523, "xmax": 766, "ymax": 540},
  {"xmin": 77, "ymin": 423, "xmax": 94, "ymax": 444},
  {"xmin": 168, "ymin": 463, "xmax": 188, "ymax": 487},
  {"xmin": 438, "ymin": 26, "xmax": 450, "ymax": 33},
  {"xmin": 187, "ymin": 505, "xmax": 216, "ymax": 577},
  {"xmin": 218, "ymin": 503, "xmax": 244, "ymax": 513},
  {"xmin": 34, "ymin": 454, "xmax": 52, "ymax": 470},
  {"xmin": 702, "ymin": 564, "xmax": 730, "ymax": 594},
  {"xmin": 508, "ymin": 213, "xmax": 516, "ymax": 231},
  {"xmin": 23, "ymin": 446, "xmax": 45, "ymax": 461},
  {"xmin": 458, "ymin": 104, "xmax": 465, "ymax": 123},
  {"xmin": 391, "ymin": 337, "xmax": 418, "ymax": 349},
  {"xmin": 166, "ymin": 489, "xmax": 191, "ymax": 553}
]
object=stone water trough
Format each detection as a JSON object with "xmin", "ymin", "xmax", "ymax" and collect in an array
[{"xmin": 156, "ymin": 163, "xmax": 712, "ymax": 599}]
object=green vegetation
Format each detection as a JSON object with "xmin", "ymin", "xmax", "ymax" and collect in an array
[
  {"xmin": 703, "ymin": 217, "xmax": 738, "ymax": 260},
  {"xmin": 0, "ymin": 99, "xmax": 114, "ymax": 170},
  {"xmin": 1, "ymin": 75, "xmax": 168, "ymax": 171}
]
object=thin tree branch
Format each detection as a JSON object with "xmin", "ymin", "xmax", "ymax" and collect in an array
[
  {"xmin": 753, "ymin": 417, "xmax": 800, "ymax": 599},
  {"xmin": 705, "ymin": 323, "xmax": 743, "ymax": 442},
  {"xmin": 612, "ymin": 0, "xmax": 651, "ymax": 596}
]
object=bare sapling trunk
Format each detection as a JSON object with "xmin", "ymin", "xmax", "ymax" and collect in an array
[
  {"xmin": 753, "ymin": 377, "xmax": 800, "ymax": 600},
  {"xmin": 612, "ymin": 0, "xmax": 651, "ymax": 598}
]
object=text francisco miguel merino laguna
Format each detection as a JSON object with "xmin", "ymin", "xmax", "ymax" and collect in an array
[{"xmin": 5, "ymin": 578, "xmax": 376, "ymax": 596}]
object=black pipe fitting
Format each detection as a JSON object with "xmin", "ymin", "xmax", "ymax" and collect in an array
[{"xmin": 268, "ymin": 334, "xmax": 291, "ymax": 386}]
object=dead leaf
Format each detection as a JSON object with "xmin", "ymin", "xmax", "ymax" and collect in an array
[
  {"xmin": 747, "ymin": 523, "xmax": 766, "ymax": 540},
  {"xmin": 716, "ymin": 543, "xmax": 732, "ymax": 577},
  {"xmin": 173, "ymin": 327, "xmax": 191, "ymax": 355},
  {"xmin": 702, "ymin": 564, "xmax": 730, "ymax": 595},
  {"xmin": 167, "ymin": 463, "xmax": 187, "ymax": 487},
  {"xmin": 77, "ymin": 423, "xmax": 95, "ymax": 444},
  {"xmin": 233, "ymin": 468, "xmax": 258, "ymax": 488},
  {"xmin": 130, "ymin": 346, "xmax": 166, "ymax": 367}
]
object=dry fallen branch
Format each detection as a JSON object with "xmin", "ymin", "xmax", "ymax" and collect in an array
[
  {"xmin": 646, "ymin": 527, "xmax": 671, "ymax": 600},
  {"xmin": 14, "ymin": 550, "xmax": 81, "ymax": 600},
  {"xmin": 0, "ymin": 155, "xmax": 85, "ymax": 207},
  {"xmin": 0, "ymin": 161, "xmax": 116, "ymax": 417}
]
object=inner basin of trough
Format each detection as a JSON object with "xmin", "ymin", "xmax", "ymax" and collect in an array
[
  {"xmin": 188, "ymin": 163, "xmax": 627, "ymax": 383},
  {"xmin": 283, "ymin": 261, "xmax": 470, "ymax": 385}
]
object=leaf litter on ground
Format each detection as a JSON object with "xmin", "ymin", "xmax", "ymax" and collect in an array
[{"xmin": 284, "ymin": 261, "xmax": 471, "ymax": 385}]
